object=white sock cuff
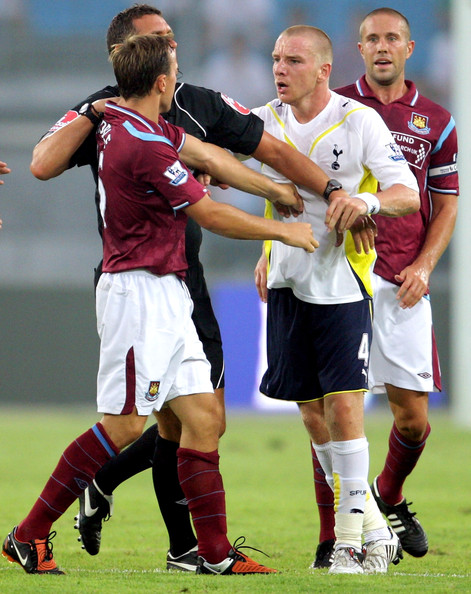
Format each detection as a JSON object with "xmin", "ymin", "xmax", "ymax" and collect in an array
[
  {"xmin": 312, "ymin": 440, "xmax": 332, "ymax": 452},
  {"xmin": 331, "ymin": 437, "xmax": 368, "ymax": 455}
]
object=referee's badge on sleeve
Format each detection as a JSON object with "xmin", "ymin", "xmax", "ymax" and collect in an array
[{"xmin": 221, "ymin": 93, "xmax": 251, "ymax": 115}]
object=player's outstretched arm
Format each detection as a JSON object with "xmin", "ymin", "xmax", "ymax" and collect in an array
[
  {"xmin": 30, "ymin": 99, "xmax": 110, "ymax": 180},
  {"xmin": 185, "ymin": 195, "xmax": 319, "ymax": 252},
  {"xmin": 31, "ymin": 115, "xmax": 95, "ymax": 180},
  {"xmin": 180, "ymin": 135, "xmax": 303, "ymax": 211}
]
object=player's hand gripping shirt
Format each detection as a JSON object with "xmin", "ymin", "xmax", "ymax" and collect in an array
[
  {"xmin": 96, "ymin": 103, "xmax": 207, "ymax": 278},
  {"xmin": 337, "ymin": 76, "xmax": 459, "ymax": 286},
  {"xmin": 253, "ymin": 91, "xmax": 418, "ymax": 304}
]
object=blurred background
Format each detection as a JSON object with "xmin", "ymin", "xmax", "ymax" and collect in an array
[{"xmin": 0, "ymin": 1, "xmax": 461, "ymax": 415}]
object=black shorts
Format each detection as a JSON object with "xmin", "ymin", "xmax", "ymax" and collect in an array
[
  {"xmin": 186, "ymin": 261, "xmax": 224, "ymax": 390},
  {"xmin": 260, "ymin": 288, "xmax": 371, "ymax": 402}
]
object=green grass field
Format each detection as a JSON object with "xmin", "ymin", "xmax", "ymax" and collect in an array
[{"xmin": 0, "ymin": 407, "xmax": 470, "ymax": 593}]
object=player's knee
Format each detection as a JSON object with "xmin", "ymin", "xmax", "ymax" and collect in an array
[
  {"xmin": 395, "ymin": 416, "xmax": 428, "ymax": 441},
  {"xmin": 127, "ymin": 422, "xmax": 145, "ymax": 444},
  {"xmin": 154, "ymin": 408, "xmax": 182, "ymax": 442}
]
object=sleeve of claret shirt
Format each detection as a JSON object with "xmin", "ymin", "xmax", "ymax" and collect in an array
[
  {"xmin": 139, "ymin": 130, "xmax": 207, "ymax": 211},
  {"xmin": 427, "ymin": 117, "xmax": 459, "ymax": 195}
]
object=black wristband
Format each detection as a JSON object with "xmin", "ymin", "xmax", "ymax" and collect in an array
[{"xmin": 79, "ymin": 102, "xmax": 103, "ymax": 126}]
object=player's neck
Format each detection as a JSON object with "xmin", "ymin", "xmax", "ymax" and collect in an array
[
  {"xmin": 365, "ymin": 75, "xmax": 408, "ymax": 105},
  {"xmin": 291, "ymin": 88, "xmax": 331, "ymax": 124},
  {"xmin": 119, "ymin": 95, "xmax": 162, "ymax": 125}
]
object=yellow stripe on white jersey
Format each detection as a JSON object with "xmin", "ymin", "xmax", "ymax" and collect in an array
[{"xmin": 308, "ymin": 107, "xmax": 370, "ymax": 157}]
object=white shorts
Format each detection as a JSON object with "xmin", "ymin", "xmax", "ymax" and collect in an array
[
  {"xmin": 96, "ymin": 270, "xmax": 213, "ymax": 416},
  {"xmin": 369, "ymin": 273, "xmax": 440, "ymax": 394}
]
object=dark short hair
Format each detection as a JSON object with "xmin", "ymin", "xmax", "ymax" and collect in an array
[
  {"xmin": 107, "ymin": 4, "xmax": 162, "ymax": 53},
  {"xmin": 359, "ymin": 7, "xmax": 411, "ymax": 41}
]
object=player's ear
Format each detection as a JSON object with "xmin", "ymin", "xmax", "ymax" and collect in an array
[
  {"xmin": 317, "ymin": 62, "xmax": 331, "ymax": 82},
  {"xmin": 156, "ymin": 73, "xmax": 166, "ymax": 93},
  {"xmin": 357, "ymin": 41, "xmax": 365, "ymax": 59},
  {"xmin": 406, "ymin": 39, "xmax": 415, "ymax": 60}
]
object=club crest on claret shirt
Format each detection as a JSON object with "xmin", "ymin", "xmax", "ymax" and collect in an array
[
  {"xmin": 408, "ymin": 112, "xmax": 431, "ymax": 135},
  {"xmin": 145, "ymin": 381, "xmax": 160, "ymax": 402}
]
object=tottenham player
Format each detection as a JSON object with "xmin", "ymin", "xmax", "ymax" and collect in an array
[
  {"xmin": 307, "ymin": 8, "xmax": 459, "ymax": 568},
  {"xmin": 252, "ymin": 24, "xmax": 420, "ymax": 575},
  {"xmin": 28, "ymin": 4, "xmax": 375, "ymax": 572}
]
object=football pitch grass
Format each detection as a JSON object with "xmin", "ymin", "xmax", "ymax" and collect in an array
[{"xmin": 0, "ymin": 407, "xmax": 470, "ymax": 593}]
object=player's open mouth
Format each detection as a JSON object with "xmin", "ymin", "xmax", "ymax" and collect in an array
[
  {"xmin": 375, "ymin": 59, "xmax": 392, "ymax": 66},
  {"xmin": 277, "ymin": 82, "xmax": 288, "ymax": 91}
]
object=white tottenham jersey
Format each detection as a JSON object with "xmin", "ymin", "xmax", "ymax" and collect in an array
[{"xmin": 253, "ymin": 91, "xmax": 418, "ymax": 305}]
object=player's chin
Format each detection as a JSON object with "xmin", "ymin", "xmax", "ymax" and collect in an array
[
  {"xmin": 372, "ymin": 69, "xmax": 395, "ymax": 84},
  {"xmin": 277, "ymin": 89, "xmax": 289, "ymax": 101}
]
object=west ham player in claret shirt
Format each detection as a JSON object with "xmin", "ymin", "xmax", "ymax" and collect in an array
[{"xmin": 3, "ymin": 33, "xmax": 320, "ymax": 576}]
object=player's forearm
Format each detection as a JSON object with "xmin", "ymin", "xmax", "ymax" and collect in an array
[
  {"xmin": 375, "ymin": 184, "xmax": 420, "ymax": 216},
  {"xmin": 414, "ymin": 197, "xmax": 458, "ymax": 273},
  {"xmin": 30, "ymin": 116, "xmax": 94, "ymax": 180},
  {"xmin": 182, "ymin": 137, "xmax": 283, "ymax": 201},
  {"xmin": 253, "ymin": 132, "xmax": 329, "ymax": 194},
  {"xmin": 187, "ymin": 197, "xmax": 288, "ymax": 241}
]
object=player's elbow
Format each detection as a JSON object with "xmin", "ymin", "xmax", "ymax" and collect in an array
[
  {"xmin": 391, "ymin": 185, "xmax": 420, "ymax": 216},
  {"xmin": 189, "ymin": 202, "xmax": 231, "ymax": 236},
  {"xmin": 30, "ymin": 145, "xmax": 66, "ymax": 180},
  {"xmin": 30, "ymin": 154, "xmax": 55, "ymax": 181},
  {"xmin": 30, "ymin": 161, "xmax": 50, "ymax": 180}
]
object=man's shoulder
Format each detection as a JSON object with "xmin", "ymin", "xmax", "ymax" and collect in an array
[
  {"xmin": 334, "ymin": 83, "xmax": 358, "ymax": 99},
  {"xmin": 330, "ymin": 91, "xmax": 378, "ymax": 123},
  {"xmin": 412, "ymin": 90, "xmax": 453, "ymax": 122},
  {"xmin": 173, "ymin": 82, "xmax": 214, "ymax": 101},
  {"xmin": 253, "ymin": 99, "xmax": 285, "ymax": 120},
  {"xmin": 172, "ymin": 82, "xmax": 253, "ymax": 115}
]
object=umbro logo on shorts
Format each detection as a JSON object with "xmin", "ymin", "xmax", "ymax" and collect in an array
[{"xmin": 417, "ymin": 372, "xmax": 432, "ymax": 379}]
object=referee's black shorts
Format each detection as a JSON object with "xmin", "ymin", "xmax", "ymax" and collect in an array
[{"xmin": 186, "ymin": 261, "xmax": 225, "ymax": 390}]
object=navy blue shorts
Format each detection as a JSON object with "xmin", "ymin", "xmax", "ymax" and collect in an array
[{"xmin": 260, "ymin": 288, "xmax": 372, "ymax": 402}]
